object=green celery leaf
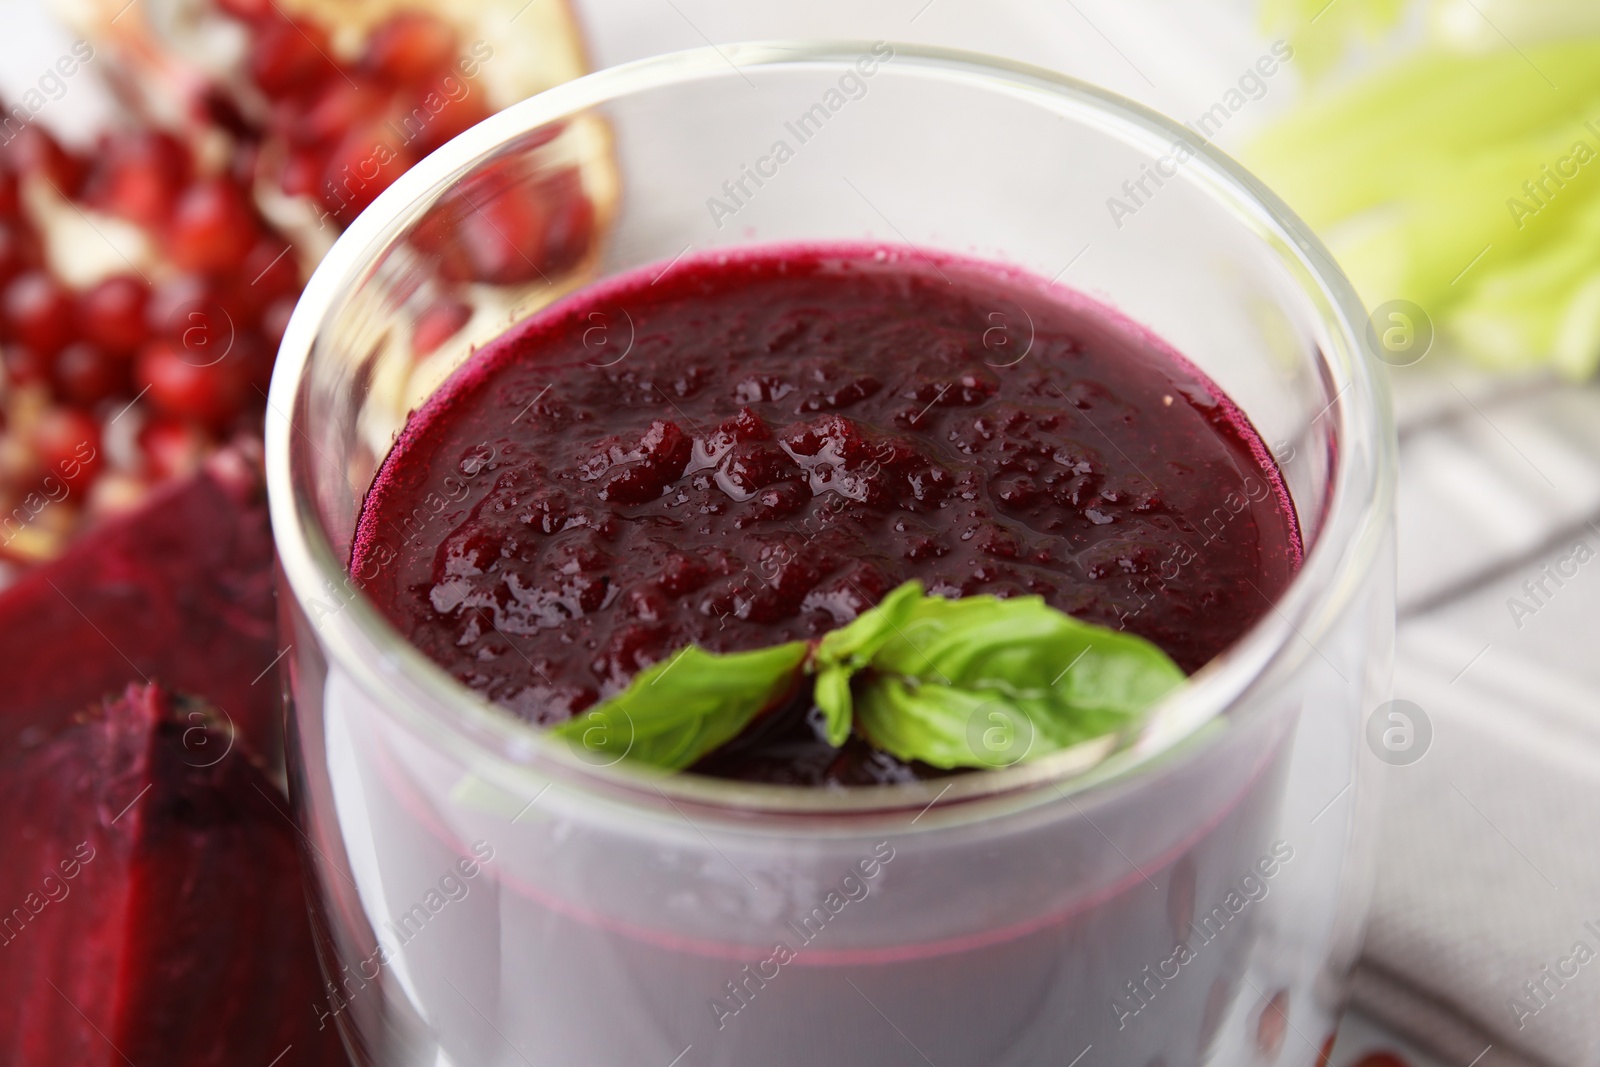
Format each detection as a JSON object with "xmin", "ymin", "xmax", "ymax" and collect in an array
[
  {"xmin": 854, "ymin": 592, "xmax": 1185, "ymax": 769},
  {"xmin": 811, "ymin": 580, "xmax": 925, "ymax": 746},
  {"xmin": 549, "ymin": 641, "xmax": 809, "ymax": 771}
]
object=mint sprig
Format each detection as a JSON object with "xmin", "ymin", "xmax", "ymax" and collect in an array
[{"xmin": 547, "ymin": 582, "xmax": 1184, "ymax": 772}]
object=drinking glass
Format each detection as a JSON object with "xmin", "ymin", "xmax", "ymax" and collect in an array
[{"xmin": 267, "ymin": 41, "xmax": 1396, "ymax": 1067}]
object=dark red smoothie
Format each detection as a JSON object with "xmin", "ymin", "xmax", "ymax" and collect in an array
[{"xmin": 351, "ymin": 245, "xmax": 1300, "ymax": 783}]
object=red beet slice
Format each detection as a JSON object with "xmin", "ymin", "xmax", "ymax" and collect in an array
[
  {"xmin": 0, "ymin": 683, "xmax": 347, "ymax": 1065},
  {"xmin": 0, "ymin": 445, "xmax": 279, "ymax": 759}
]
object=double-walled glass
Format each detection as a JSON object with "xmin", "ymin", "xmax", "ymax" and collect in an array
[{"xmin": 267, "ymin": 42, "xmax": 1395, "ymax": 1067}]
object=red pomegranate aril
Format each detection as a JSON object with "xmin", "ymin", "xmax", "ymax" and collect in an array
[
  {"xmin": 409, "ymin": 90, "xmax": 492, "ymax": 158},
  {"xmin": 413, "ymin": 297, "xmax": 472, "ymax": 357},
  {"xmin": 135, "ymin": 339, "xmax": 248, "ymax": 427},
  {"xmin": 240, "ymin": 239, "xmax": 299, "ymax": 302},
  {"xmin": 248, "ymin": 17, "xmax": 337, "ymax": 99},
  {"xmin": 215, "ymin": 0, "xmax": 273, "ymax": 23},
  {"xmin": 360, "ymin": 12, "xmax": 459, "ymax": 85},
  {"xmin": 0, "ymin": 167, "xmax": 18, "ymax": 218},
  {"xmin": 442, "ymin": 185, "xmax": 551, "ymax": 286},
  {"xmin": 295, "ymin": 79, "xmax": 387, "ymax": 147},
  {"xmin": 3, "ymin": 270, "xmax": 75, "ymax": 356},
  {"xmin": 259, "ymin": 295, "xmax": 296, "ymax": 351},
  {"xmin": 223, "ymin": 330, "xmax": 272, "ymax": 395},
  {"xmin": 320, "ymin": 122, "xmax": 413, "ymax": 217},
  {"xmin": 138, "ymin": 417, "xmax": 210, "ymax": 481},
  {"xmin": 166, "ymin": 178, "xmax": 258, "ymax": 272},
  {"xmin": 8, "ymin": 126, "xmax": 88, "ymax": 196},
  {"xmin": 84, "ymin": 130, "xmax": 190, "ymax": 228},
  {"xmin": 79, "ymin": 274, "xmax": 151, "ymax": 356},
  {"xmin": 540, "ymin": 173, "xmax": 596, "ymax": 275},
  {"xmin": 278, "ymin": 148, "xmax": 324, "ymax": 199},
  {"xmin": 52, "ymin": 341, "xmax": 130, "ymax": 407},
  {"xmin": 31, "ymin": 407, "xmax": 102, "ymax": 490},
  {"xmin": 147, "ymin": 274, "xmax": 241, "ymax": 346},
  {"xmin": 2, "ymin": 344, "xmax": 48, "ymax": 386},
  {"xmin": 0, "ymin": 219, "xmax": 41, "ymax": 286}
]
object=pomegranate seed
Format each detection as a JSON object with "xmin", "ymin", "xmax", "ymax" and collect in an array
[
  {"xmin": 31, "ymin": 407, "xmax": 102, "ymax": 491},
  {"xmin": 52, "ymin": 341, "xmax": 130, "ymax": 407},
  {"xmin": 166, "ymin": 178, "xmax": 258, "ymax": 272},
  {"xmin": 360, "ymin": 12, "xmax": 459, "ymax": 85},
  {"xmin": 215, "ymin": 0, "xmax": 273, "ymax": 22},
  {"xmin": 1352, "ymin": 1055, "xmax": 1411, "ymax": 1067},
  {"xmin": 539, "ymin": 172, "xmax": 595, "ymax": 275},
  {"xmin": 0, "ymin": 219, "xmax": 41, "ymax": 286},
  {"xmin": 2, "ymin": 345, "xmax": 47, "ymax": 386},
  {"xmin": 240, "ymin": 239, "xmax": 299, "ymax": 303},
  {"xmin": 413, "ymin": 297, "xmax": 471, "ymax": 356},
  {"xmin": 408, "ymin": 90, "xmax": 492, "ymax": 158},
  {"xmin": 3, "ymin": 270, "xmax": 75, "ymax": 356},
  {"xmin": 8, "ymin": 126, "xmax": 89, "ymax": 196},
  {"xmin": 138, "ymin": 416, "xmax": 210, "ymax": 482},
  {"xmin": 259, "ymin": 295, "xmax": 296, "ymax": 351},
  {"xmin": 0, "ymin": 167, "xmax": 18, "ymax": 218},
  {"xmin": 147, "ymin": 274, "xmax": 240, "ymax": 346},
  {"xmin": 231, "ymin": 330, "xmax": 275, "ymax": 393},
  {"xmin": 83, "ymin": 130, "xmax": 190, "ymax": 228},
  {"xmin": 135, "ymin": 339, "xmax": 248, "ymax": 427},
  {"xmin": 462, "ymin": 187, "xmax": 553, "ymax": 285},
  {"xmin": 79, "ymin": 274, "xmax": 150, "ymax": 356},
  {"xmin": 320, "ymin": 121, "xmax": 413, "ymax": 218},
  {"xmin": 248, "ymin": 17, "xmax": 337, "ymax": 99},
  {"xmin": 295, "ymin": 79, "xmax": 387, "ymax": 147},
  {"xmin": 279, "ymin": 148, "xmax": 324, "ymax": 199}
]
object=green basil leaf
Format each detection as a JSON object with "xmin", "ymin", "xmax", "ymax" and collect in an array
[
  {"xmin": 854, "ymin": 591, "xmax": 1185, "ymax": 769},
  {"xmin": 549, "ymin": 641, "xmax": 809, "ymax": 771},
  {"xmin": 811, "ymin": 580, "xmax": 925, "ymax": 746}
]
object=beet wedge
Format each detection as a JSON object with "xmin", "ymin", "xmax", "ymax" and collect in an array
[
  {"xmin": 0, "ymin": 445, "xmax": 280, "ymax": 759},
  {"xmin": 0, "ymin": 683, "xmax": 348, "ymax": 1066}
]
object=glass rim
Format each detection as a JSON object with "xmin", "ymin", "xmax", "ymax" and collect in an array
[{"xmin": 266, "ymin": 40, "xmax": 1395, "ymax": 823}]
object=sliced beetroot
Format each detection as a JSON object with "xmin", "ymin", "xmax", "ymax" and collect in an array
[
  {"xmin": 0, "ymin": 445, "xmax": 279, "ymax": 759},
  {"xmin": 0, "ymin": 683, "xmax": 347, "ymax": 1065}
]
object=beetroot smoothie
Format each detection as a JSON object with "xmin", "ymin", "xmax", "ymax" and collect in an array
[
  {"xmin": 334, "ymin": 244, "xmax": 1316, "ymax": 1066},
  {"xmin": 351, "ymin": 244, "xmax": 1299, "ymax": 783}
]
